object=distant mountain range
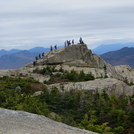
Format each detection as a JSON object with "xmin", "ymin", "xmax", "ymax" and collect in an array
[
  {"xmin": 1, "ymin": 44, "xmax": 134, "ymax": 69},
  {"xmin": 0, "ymin": 47, "xmax": 49, "ymax": 69},
  {"xmin": 92, "ymin": 42, "xmax": 134, "ymax": 54},
  {"xmin": 101, "ymin": 47, "xmax": 134, "ymax": 68},
  {"xmin": 0, "ymin": 49, "xmax": 21, "ymax": 57}
]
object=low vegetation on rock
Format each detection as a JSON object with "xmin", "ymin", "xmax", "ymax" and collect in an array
[{"xmin": 33, "ymin": 66, "xmax": 95, "ymax": 84}]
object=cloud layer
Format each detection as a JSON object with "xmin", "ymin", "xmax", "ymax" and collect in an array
[{"xmin": 1, "ymin": 0, "xmax": 134, "ymax": 49}]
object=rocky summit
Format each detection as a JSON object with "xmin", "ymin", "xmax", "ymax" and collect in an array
[
  {"xmin": 37, "ymin": 44, "xmax": 104, "ymax": 67},
  {"xmin": 0, "ymin": 108, "xmax": 97, "ymax": 134},
  {"xmin": 32, "ymin": 44, "xmax": 122, "ymax": 79}
]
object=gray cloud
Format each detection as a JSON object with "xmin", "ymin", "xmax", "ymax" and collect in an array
[{"xmin": 1, "ymin": 0, "xmax": 134, "ymax": 49}]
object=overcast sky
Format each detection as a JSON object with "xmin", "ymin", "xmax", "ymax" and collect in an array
[{"xmin": 1, "ymin": 0, "xmax": 134, "ymax": 50}]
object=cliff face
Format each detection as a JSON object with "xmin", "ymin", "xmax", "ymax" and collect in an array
[{"xmin": 0, "ymin": 108, "xmax": 97, "ymax": 134}]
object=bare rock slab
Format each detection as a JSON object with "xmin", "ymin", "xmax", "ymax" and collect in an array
[{"xmin": 0, "ymin": 108, "xmax": 97, "ymax": 134}]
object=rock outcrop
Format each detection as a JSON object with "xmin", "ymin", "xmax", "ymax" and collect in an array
[
  {"xmin": 37, "ymin": 44, "xmax": 104, "ymax": 67},
  {"xmin": 115, "ymin": 65, "xmax": 134, "ymax": 83},
  {"xmin": 0, "ymin": 108, "xmax": 97, "ymax": 134},
  {"xmin": 32, "ymin": 44, "xmax": 122, "ymax": 80},
  {"xmin": 0, "ymin": 44, "xmax": 123, "ymax": 80},
  {"xmin": 48, "ymin": 78, "xmax": 134, "ymax": 96}
]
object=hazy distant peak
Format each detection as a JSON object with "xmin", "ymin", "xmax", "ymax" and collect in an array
[{"xmin": 93, "ymin": 42, "xmax": 134, "ymax": 55}]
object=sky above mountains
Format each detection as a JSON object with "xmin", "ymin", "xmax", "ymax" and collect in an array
[{"xmin": 1, "ymin": 0, "xmax": 134, "ymax": 50}]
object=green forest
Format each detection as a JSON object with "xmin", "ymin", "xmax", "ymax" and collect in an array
[{"xmin": 0, "ymin": 76, "xmax": 134, "ymax": 134}]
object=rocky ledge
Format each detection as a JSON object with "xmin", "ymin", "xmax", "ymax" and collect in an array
[
  {"xmin": 48, "ymin": 78, "xmax": 134, "ymax": 96},
  {"xmin": 0, "ymin": 108, "xmax": 97, "ymax": 134}
]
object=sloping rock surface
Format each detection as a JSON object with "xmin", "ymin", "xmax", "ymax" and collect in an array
[
  {"xmin": 48, "ymin": 78, "xmax": 134, "ymax": 96},
  {"xmin": 0, "ymin": 108, "xmax": 97, "ymax": 134},
  {"xmin": 115, "ymin": 65, "xmax": 134, "ymax": 83}
]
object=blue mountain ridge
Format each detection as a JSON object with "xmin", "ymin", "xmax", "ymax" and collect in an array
[
  {"xmin": 101, "ymin": 47, "xmax": 134, "ymax": 68},
  {"xmin": 92, "ymin": 42, "xmax": 134, "ymax": 55},
  {"xmin": 0, "ymin": 47, "xmax": 49, "ymax": 69}
]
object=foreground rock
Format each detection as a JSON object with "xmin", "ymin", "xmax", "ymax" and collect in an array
[
  {"xmin": 0, "ymin": 108, "xmax": 97, "ymax": 134},
  {"xmin": 48, "ymin": 78, "xmax": 134, "ymax": 96}
]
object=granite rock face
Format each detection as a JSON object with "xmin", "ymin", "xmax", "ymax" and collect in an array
[
  {"xmin": 35, "ymin": 44, "xmax": 122, "ymax": 80},
  {"xmin": 0, "ymin": 108, "xmax": 97, "ymax": 134},
  {"xmin": 48, "ymin": 78, "xmax": 134, "ymax": 96},
  {"xmin": 37, "ymin": 44, "xmax": 110, "ymax": 68},
  {"xmin": 115, "ymin": 65, "xmax": 134, "ymax": 83}
]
